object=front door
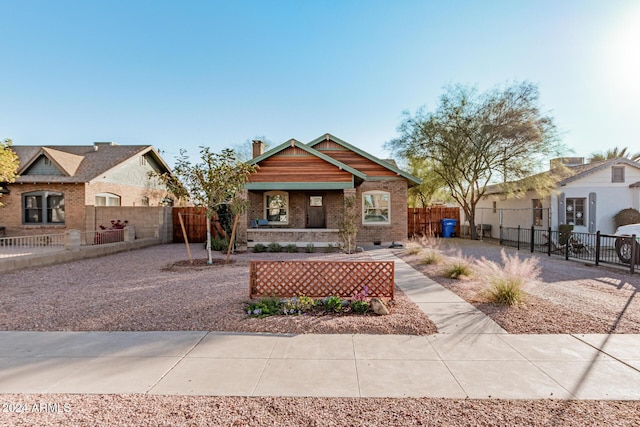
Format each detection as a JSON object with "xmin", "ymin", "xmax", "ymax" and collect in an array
[{"xmin": 306, "ymin": 194, "xmax": 326, "ymax": 228}]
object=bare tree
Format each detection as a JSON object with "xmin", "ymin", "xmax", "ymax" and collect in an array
[{"xmin": 386, "ymin": 82, "xmax": 563, "ymax": 239}]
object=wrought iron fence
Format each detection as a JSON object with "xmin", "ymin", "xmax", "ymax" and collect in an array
[{"xmin": 500, "ymin": 226, "xmax": 639, "ymax": 273}]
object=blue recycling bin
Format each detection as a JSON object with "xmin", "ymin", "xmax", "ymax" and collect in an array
[{"xmin": 441, "ymin": 219, "xmax": 457, "ymax": 238}]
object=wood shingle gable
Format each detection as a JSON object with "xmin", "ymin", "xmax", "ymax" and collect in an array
[{"xmin": 307, "ymin": 133, "xmax": 421, "ymax": 186}]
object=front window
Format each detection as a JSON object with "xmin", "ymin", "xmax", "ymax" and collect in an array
[
  {"xmin": 95, "ymin": 193, "xmax": 121, "ymax": 206},
  {"xmin": 264, "ymin": 191, "xmax": 288, "ymax": 224},
  {"xmin": 363, "ymin": 191, "xmax": 390, "ymax": 224},
  {"xmin": 23, "ymin": 191, "xmax": 65, "ymax": 224},
  {"xmin": 532, "ymin": 199, "xmax": 543, "ymax": 226},
  {"xmin": 566, "ymin": 198, "xmax": 585, "ymax": 226}
]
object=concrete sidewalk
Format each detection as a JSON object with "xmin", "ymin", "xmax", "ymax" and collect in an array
[
  {"xmin": 1, "ymin": 331, "xmax": 639, "ymax": 399},
  {"xmin": 0, "ymin": 249, "xmax": 639, "ymax": 399}
]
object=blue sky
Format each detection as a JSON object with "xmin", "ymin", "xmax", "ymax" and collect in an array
[{"xmin": 1, "ymin": 0, "xmax": 639, "ymax": 167}]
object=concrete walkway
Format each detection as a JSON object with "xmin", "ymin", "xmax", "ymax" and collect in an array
[{"xmin": 1, "ymin": 249, "xmax": 639, "ymax": 399}]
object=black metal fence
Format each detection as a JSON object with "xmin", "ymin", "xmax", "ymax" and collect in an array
[{"xmin": 500, "ymin": 226, "xmax": 640, "ymax": 273}]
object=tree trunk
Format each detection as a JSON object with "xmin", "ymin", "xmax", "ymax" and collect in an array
[
  {"xmin": 206, "ymin": 216, "xmax": 213, "ymax": 264},
  {"xmin": 226, "ymin": 213, "xmax": 240, "ymax": 263}
]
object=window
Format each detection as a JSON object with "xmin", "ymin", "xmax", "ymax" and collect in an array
[
  {"xmin": 566, "ymin": 198, "xmax": 585, "ymax": 226},
  {"xmin": 264, "ymin": 191, "xmax": 288, "ymax": 224},
  {"xmin": 363, "ymin": 191, "xmax": 390, "ymax": 224},
  {"xmin": 532, "ymin": 199, "xmax": 543, "ymax": 226},
  {"xmin": 492, "ymin": 201, "xmax": 497, "ymax": 214},
  {"xmin": 95, "ymin": 193, "xmax": 121, "ymax": 206},
  {"xmin": 23, "ymin": 191, "xmax": 65, "ymax": 224},
  {"xmin": 612, "ymin": 166, "xmax": 625, "ymax": 183}
]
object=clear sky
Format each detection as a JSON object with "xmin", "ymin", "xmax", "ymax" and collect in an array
[{"xmin": 1, "ymin": 0, "xmax": 639, "ymax": 167}]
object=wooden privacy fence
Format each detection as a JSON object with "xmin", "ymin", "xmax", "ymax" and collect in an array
[
  {"xmin": 249, "ymin": 260, "xmax": 395, "ymax": 299},
  {"xmin": 408, "ymin": 207, "xmax": 461, "ymax": 237}
]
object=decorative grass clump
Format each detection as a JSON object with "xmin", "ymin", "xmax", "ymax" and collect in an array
[
  {"xmin": 420, "ymin": 250, "xmax": 442, "ymax": 265},
  {"xmin": 305, "ymin": 243, "xmax": 314, "ymax": 253},
  {"xmin": 442, "ymin": 260, "xmax": 472, "ymax": 279},
  {"xmin": 476, "ymin": 249, "xmax": 541, "ymax": 306},
  {"xmin": 405, "ymin": 242, "xmax": 422, "ymax": 255}
]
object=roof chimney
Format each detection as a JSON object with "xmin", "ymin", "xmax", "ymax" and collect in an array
[{"xmin": 252, "ymin": 140, "xmax": 264, "ymax": 158}]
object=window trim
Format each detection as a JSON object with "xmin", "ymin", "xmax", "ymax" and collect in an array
[
  {"xmin": 264, "ymin": 191, "xmax": 289, "ymax": 225},
  {"xmin": 565, "ymin": 197, "xmax": 585, "ymax": 226},
  {"xmin": 95, "ymin": 192, "xmax": 121, "ymax": 206},
  {"xmin": 532, "ymin": 199, "xmax": 543, "ymax": 226},
  {"xmin": 362, "ymin": 190, "xmax": 391, "ymax": 225},
  {"xmin": 612, "ymin": 166, "xmax": 625, "ymax": 183},
  {"xmin": 22, "ymin": 190, "xmax": 65, "ymax": 225}
]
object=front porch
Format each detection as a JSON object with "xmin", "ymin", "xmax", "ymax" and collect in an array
[{"xmin": 246, "ymin": 228, "xmax": 340, "ymax": 248}]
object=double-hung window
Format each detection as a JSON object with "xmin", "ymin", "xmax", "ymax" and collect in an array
[
  {"xmin": 23, "ymin": 191, "xmax": 65, "ymax": 224},
  {"xmin": 565, "ymin": 198, "xmax": 585, "ymax": 226}
]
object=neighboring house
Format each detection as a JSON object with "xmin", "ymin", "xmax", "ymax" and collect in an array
[
  {"xmin": 0, "ymin": 142, "xmax": 174, "ymax": 236},
  {"xmin": 238, "ymin": 133, "xmax": 421, "ymax": 248},
  {"xmin": 475, "ymin": 157, "xmax": 640, "ymax": 236}
]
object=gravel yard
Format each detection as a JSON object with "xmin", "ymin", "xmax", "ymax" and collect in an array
[
  {"xmin": 397, "ymin": 238, "xmax": 640, "ymax": 334},
  {"xmin": 2, "ymin": 241, "xmax": 639, "ymax": 426},
  {"xmin": 0, "ymin": 244, "xmax": 436, "ymax": 335},
  {"xmin": 1, "ymin": 395, "xmax": 638, "ymax": 427}
]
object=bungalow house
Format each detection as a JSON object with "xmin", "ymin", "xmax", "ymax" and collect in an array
[
  {"xmin": 474, "ymin": 157, "xmax": 640, "ymax": 236},
  {"xmin": 237, "ymin": 133, "xmax": 421, "ymax": 248},
  {"xmin": 0, "ymin": 142, "xmax": 174, "ymax": 237}
]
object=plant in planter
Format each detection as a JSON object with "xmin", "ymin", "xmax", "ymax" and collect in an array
[
  {"xmin": 95, "ymin": 219, "xmax": 129, "ymax": 244},
  {"xmin": 323, "ymin": 295, "xmax": 343, "ymax": 313},
  {"xmin": 246, "ymin": 297, "xmax": 281, "ymax": 317},
  {"xmin": 282, "ymin": 294, "xmax": 316, "ymax": 315}
]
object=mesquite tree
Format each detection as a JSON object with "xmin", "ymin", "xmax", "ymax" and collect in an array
[
  {"xmin": 0, "ymin": 139, "xmax": 19, "ymax": 206},
  {"xmin": 386, "ymin": 82, "xmax": 563, "ymax": 239}
]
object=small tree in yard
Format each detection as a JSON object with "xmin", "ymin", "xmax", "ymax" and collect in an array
[
  {"xmin": 0, "ymin": 139, "xmax": 19, "ymax": 206},
  {"xmin": 339, "ymin": 195, "xmax": 358, "ymax": 254},
  {"xmin": 168, "ymin": 147, "xmax": 255, "ymax": 264}
]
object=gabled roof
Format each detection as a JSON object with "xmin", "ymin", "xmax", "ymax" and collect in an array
[
  {"xmin": 557, "ymin": 157, "xmax": 640, "ymax": 186},
  {"xmin": 307, "ymin": 133, "xmax": 421, "ymax": 185},
  {"xmin": 12, "ymin": 144, "xmax": 171, "ymax": 183},
  {"xmin": 484, "ymin": 157, "xmax": 640, "ymax": 195},
  {"xmin": 249, "ymin": 137, "xmax": 368, "ymax": 180}
]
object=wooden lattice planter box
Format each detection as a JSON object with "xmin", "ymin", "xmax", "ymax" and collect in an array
[{"xmin": 249, "ymin": 260, "xmax": 394, "ymax": 299}]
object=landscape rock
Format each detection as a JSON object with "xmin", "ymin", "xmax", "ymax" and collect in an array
[{"xmin": 371, "ymin": 298, "xmax": 390, "ymax": 315}]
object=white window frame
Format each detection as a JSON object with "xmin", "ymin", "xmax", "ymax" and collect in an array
[
  {"xmin": 362, "ymin": 190, "xmax": 390, "ymax": 225},
  {"xmin": 264, "ymin": 191, "xmax": 289, "ymax": 225},
  {"xmin": 95, "ymin": 193, "xmax": 121, "ymax": 206}
]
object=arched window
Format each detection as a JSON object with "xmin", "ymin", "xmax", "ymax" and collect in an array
[
  {"xmin": 23, "ymin": 191, "xmax": 65, "ymax": 224},
  {"xmin": 95, "ymin": 193, "xmax": 121, "ymax": 206},
  {"xmin": 264, "ymin": 191, "xmax": 288, "ymax": 224},
  {"xmin": 363, "ymin": 191, "xmax": 390, "ymax": 224}
]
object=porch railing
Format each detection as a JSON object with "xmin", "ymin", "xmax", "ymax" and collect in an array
[{"xmin": 500, "ymin": 226, "xmax": 639, "ymax": 273}]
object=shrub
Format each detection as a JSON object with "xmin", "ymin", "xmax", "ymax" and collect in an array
[
  {"xmin": 246, "ymin": 297, "xmax": 282, "ymax": 317},
  {"xmin": 420, "ymin": 250, "xmax": 442, "ymax": 265},
  {"xmin": 614, "ymin": 208, "xmax": 640, "ymax": 228},
  {"xmin": 351, "ymin": 299, "xmax": 369, "ymax": 314},
  {"xmin": 253, "ymin": 243, "xmax": 267, "ymax": 253},
  {"xmin": 442, "ymin": 260, "xmax": 472, "ymax": 279},
  {"xmin": 323, "ymin": 295, "xmax": 343, "ymax": 313},
  {"xmin": 282, "ymin": 295, "xmax": 316, "ymax": 315},
  {"xmin": 305, "ymin": 243, "xmax": 314, "ymax": 253},
  {"xmin": 210, "ymin": 237, "xmax": 229, "ymax": 252},
  {"xmin": 476, "ymin": 249, "xmax": 540, "ymax": 306},
  {"xmin": 267, "ymin": 242, "xmax": 282, "ymax": 252},
  {"xmin": 285, "ymin": 244, "xmax": 298, "ymax": 253}
]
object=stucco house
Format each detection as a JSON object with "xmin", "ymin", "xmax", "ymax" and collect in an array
[
  {"xmin": 0, "ymin": 142, "xmax": 174, "ymax": 237},
  {"xmin": 237, "ymin": 133, "xmax": 421, "ymax": 248},
  {"xmin": 474, "ymin": 157, "xmax": 640, "ymax": 236}
]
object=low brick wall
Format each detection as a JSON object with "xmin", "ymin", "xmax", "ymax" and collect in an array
[
  {"xmin": 249, "ymin": 260, "xmax": 395, "ymax": 299},
  {"xmin": 246, "ymin": 229, "xmax": 340, "ymax": 247}
]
